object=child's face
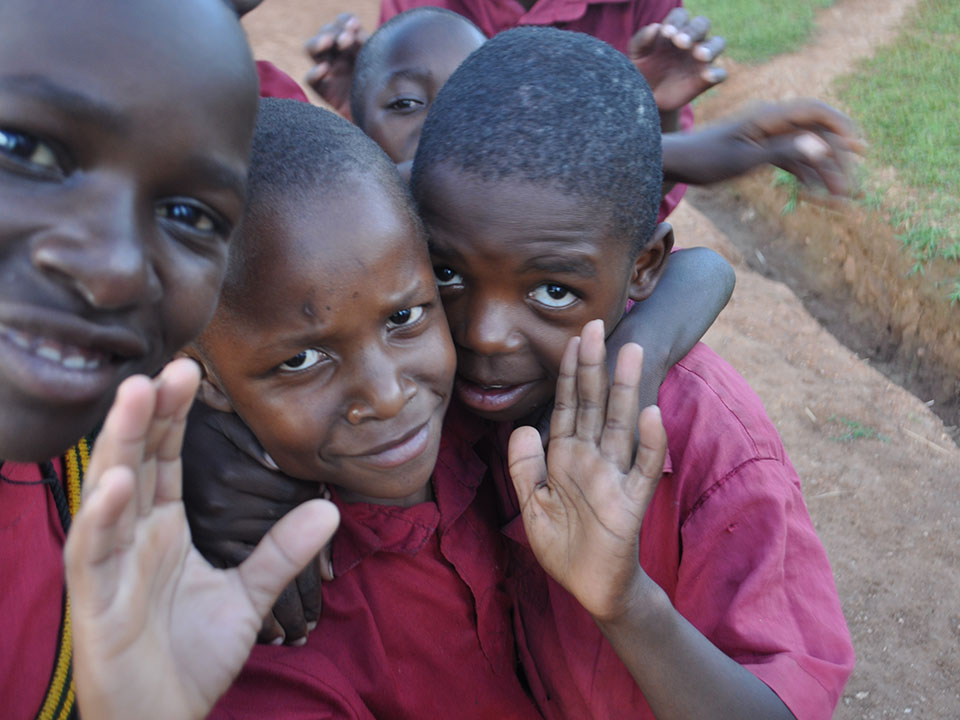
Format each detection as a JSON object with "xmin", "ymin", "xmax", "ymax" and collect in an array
[
  {"xmin": 0, "ymin": 0, "xmax": 256, "ymax": 461},
  {"xmin": 197, "ymin": 182, "xmax": 456, "ymax": 506},
  {"xmin": 359, "ymin": 16, "xmax": 485, "ymax": 164},
  {"xmin": 418, "ymin": 165, "xmax": 667, "ymax": 423}
]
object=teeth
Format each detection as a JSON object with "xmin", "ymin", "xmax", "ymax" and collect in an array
[
  {"xmin": 2, "ymin": 326, "xmax": 106, "ymax": 371},
  {"xmin": 36, "ymin": 343, "xmax": 62, "ymax": 363}
]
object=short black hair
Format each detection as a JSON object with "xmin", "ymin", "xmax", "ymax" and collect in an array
[
  {"xmin": 350, "ymin": 6, "xmax": 484, "ymax": 130},
  {"xmin": 223, "ymin": 97, "xmax": 419, "ymax": 301},
  {"xmin": 411, "ymin": 26, "xmax": 662, "ymax": 252}
]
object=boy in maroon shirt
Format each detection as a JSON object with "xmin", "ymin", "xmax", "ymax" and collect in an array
[{"xmin": 408, "ymin": 26, "xmax": 854, "ymax": 719}]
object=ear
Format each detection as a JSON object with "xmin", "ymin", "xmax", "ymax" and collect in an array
[
  {"xmin": 176, "ymin": 347, "xmax": 235, "ymax": 414},
  {"xmin": 628, "ymin": 222, "xmax": 674, "ymax": 302}
]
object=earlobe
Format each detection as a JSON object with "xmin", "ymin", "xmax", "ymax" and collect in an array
[
  {"xmin": 177, "ymin": 347, "xmax": 235, "ymax": 413},
  {"xmin": 628, "ymin": 222, "xmax": 674, "ymax": 302}
]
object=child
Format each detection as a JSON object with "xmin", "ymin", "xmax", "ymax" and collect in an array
[
  {"xmin": 187, "ymin": 98, "xmax": 550, "ymax": 717},
  {"xmin": 350, "ymin": 7, "xmax": 861, "ymax": 194},
  {"xmin": 0, "ymin": 0, "xmax": 307, "ymax": 716},
  {"xmin": 408, "ymin": 27, "xmax": 855, "ymax": 719}
]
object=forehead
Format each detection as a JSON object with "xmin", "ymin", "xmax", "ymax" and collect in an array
[
  {"xmin": 236, "ymin": 181, "xmax": 432, "ymax": 318},
  {"xmin": 373, "ymin": 16, "xmax": 484, "ymax": 87},
  {"xmin": 0, "ymin": 0, "xmax": 254, "ymax": 144},
  {"xmin": 419, "ymin": 165, "xmax": 622, "ymax": 254}
]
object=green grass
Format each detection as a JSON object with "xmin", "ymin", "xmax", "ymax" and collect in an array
[
  {"xmin": 836, "ymin": 0, "xmax": 960, "ymax": 302},
  {"xmin": 684, "ymin": 0, "xmax": 834, "ymax": 63},
  {"xmin": 827, "ymin": 416, "xmax": 891, "ymax": 444}
]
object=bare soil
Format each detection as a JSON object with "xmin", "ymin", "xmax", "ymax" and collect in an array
[{"xmin": 243, "ymin": 1, "xmax": 960, "ymax": 717}]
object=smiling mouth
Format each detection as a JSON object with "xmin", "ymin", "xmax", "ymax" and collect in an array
[
  {"xmin": 0, "ymin": 325, "xmax": 108, "ymax": 371},
  {"xmin": 347, "ymin": 420, "xmax": 434, "ymax": 470}
]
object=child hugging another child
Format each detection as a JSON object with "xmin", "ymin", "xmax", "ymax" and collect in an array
[{"xmin": 68, "ymin": 25, "xmax": 854, "ymax": 720}]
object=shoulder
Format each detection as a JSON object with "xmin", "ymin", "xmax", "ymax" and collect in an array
[{"xmin": 657, "ymin": 343, "xmax": 799, "ymax": 517}]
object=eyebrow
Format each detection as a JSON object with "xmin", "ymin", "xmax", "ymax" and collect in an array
[
  {"xmin": 519, "ymin": 253, "xmax": 597, "ymax": 278},
  {"xmin": 382, "ymin": 66, "xmax": 433, "ymax": 87},
  {"xmin": 0, "ymin": 74, "xmax": 129, "ymax": 133},
  {"xmin": 181, "ymin": 154, "xmax": 247, "ymax": 203}
]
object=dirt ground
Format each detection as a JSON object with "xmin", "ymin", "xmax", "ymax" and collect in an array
[{"xmin": 243, "ymin": 1, "xmax": 960, "ymax": 717}]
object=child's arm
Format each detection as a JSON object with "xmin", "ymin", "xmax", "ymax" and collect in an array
[
  {"xmin": 65, "ymin": 359, "xmax": 339, "ymax": 720},
  {"xmin": 608, "ymin": 246, "xmax": 734, "ymax": 410},
  {"xmin": 628, "ymin": 8, "xmax": 727, "ymax": 133},
  {"xmin": 508, "ymin": 321, "xmax": 795, "ymax": 720},
  {"xmin": 663, "ymin": 99, "xmax": 866, "ymax": 195},
  {"xmin": 304, "ymin": 13, "xmax": 368, "ymax": 119}
]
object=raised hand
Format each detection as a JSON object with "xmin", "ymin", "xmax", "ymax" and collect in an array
[
  {"xmin": 182, "ymin": 400, "xmax": 333, "ymax": 646},
  {"xmin": 508, "ymin": 320, "xmax": 667, "ymax": 622},
  {"xmin": 65, "ymin": 359, "xmax": 340, "ymax": 720},
  {"xmin": 628, "ymin": 8, "xmax": 727, "ymax": 114},
  {"xmin": 662, "ymin": 99, "xmax": 866, "ymax": 196},
  {"xmin": 304, "ymin": 12, "xmax": 368, "ymax": 118}
]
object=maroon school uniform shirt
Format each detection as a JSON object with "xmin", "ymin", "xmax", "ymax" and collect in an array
[
  {"xmin": 210, "ymin": 401, "xmax": 541, "ymax": 719},
  {"xmin": 379, "ymin": 0, "xmax": 691, "ymax": 221},
  {"xmin": 256, "ymin": 60, "xmax": 309, "ymax": 102},
  {"xmin": 0, "ymin": 459, "xmax": 69, "ymax": 719},
  {"xmin": 479, "ymin": 342, "xmax": 855, "ymax": 720}
]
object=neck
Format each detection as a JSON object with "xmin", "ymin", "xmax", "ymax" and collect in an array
[{"xmin": 336, "ymin": 482, "xmax": 434, "ymax": 508}]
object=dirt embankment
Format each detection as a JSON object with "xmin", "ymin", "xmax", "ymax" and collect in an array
[{"xmin": 691, "ymin": 0, "xmax": 960, "ymax": 436}]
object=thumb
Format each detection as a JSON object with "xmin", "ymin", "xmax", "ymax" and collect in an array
[
  {"xmin": 507, "ymin": 425, "xmax": 548, "ymax": 508},
  {"xmin": 236, "ymin": 499, "xmax": 340, "ymax": 620}
]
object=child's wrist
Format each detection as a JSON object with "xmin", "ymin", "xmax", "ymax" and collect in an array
[{"xmin": 592, "ymin": 570, "xmax": 667, "ymax": 629}]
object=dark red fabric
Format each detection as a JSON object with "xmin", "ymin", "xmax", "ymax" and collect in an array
[
  {"xmin": 256, "ymin": 60, "xmax": 309, "ymax": 102},
  {"xmin": 479, "ymin": 343, "xmax": 855, "ymax": 720},
  {"xmin": 210, "ymin": 402, "xmax": 541, "ymax": 719},
  {"xmin": 0, "ymin": 460, "xmax": 66, "ymax": 718},
  {"xmin": 378, "ymin": 0, "xmax": 690, "ymax": 220}
]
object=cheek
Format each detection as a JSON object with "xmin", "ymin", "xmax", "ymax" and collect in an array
[
  {"xmin": 241, "ymin": 392, "xmax": 334, "ymax": 476},
  {"xmin": 160, "ymin": 247, "xmax": 229, "ymax": 352},
  {"xmin": 421, "ymin": 323, "xmax": 457, "ymax": 394}
]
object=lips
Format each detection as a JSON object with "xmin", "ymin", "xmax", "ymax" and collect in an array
[
  {"xmin": 0, "ymin": 304, "xmax": 149, "ymax": 405},
  {"xmin": 454, "ymin": 374, "xmax": 539, "ymax": 414},
  {"xmin": 344, "ymin": 419, "xmax": 434, "ymax": 470}
]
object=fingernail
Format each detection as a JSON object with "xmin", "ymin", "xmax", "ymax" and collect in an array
[
  {"xmin": 307, "ymin": 621, "xmax": 318, "ymax": 631},
  {"xmin": 270, "ymin": 636, "xmax": 284, "ymax": 646},
  {"xmin": 661, "ymin": 24, "xmax": 677, "ymax": 37},
  {"xmin": 262, "ymin": 452, "xmax": 280, "ymax": 471},
  {"xmin": 795, "ymin": 133, "xmax": 829, "ymax": 160},
  {"xmin": 291, "ymin": 636, "xmax": 308, "ymax": 647}
]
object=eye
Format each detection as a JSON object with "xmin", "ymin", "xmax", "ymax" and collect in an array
[
  {"xmin": 278, "ymin": 348, "xmax": 325, "ymax": 372},
  {"xmin": 156, "ymin": 200, "xmax": 225, "ymax": 235},
  {"xmin": 433, "ymin": 265, "xmax": 463, "ymax": 287},
  {"xmin": 529, "ymin": 283, "xmax": 578, "ymax": 309},
  {"xmin": 387, "ymin": 305, "xmax": 425, "ymax": 329},
  {"xmin": 0, "ymin": 128, "xmax": 62, "ymax": 175},
  {"xmin": 385, "ymin": 97, "xmax": 424, "ymax": 113}
]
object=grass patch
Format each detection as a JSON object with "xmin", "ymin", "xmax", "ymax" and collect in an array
[
  {"xmin": 836, "ymin": 0, "xmax": 960, "ymax": 302},
  {"xmin": 827, "ymin": 415, "xmax": 891, "ymax": 444},
  {"xmin": 684, "ymin": 0, "xmax": 833, "ymax": 63}
]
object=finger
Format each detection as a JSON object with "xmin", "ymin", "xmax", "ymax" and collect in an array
[
  {"xmin": 599, "ymin": 343, "xmax": 644, "ymax": 470},
  {"xmin": 64, "ymin": 465, "xmax": 137, "ymax": 616},
  {"xmin": 700, "ymin": 65, "xmax": 727, "ymax": 86},
  {"xmin": 305, "ymin": 62, "xmax": 331, "ymax": 89},
  {"xmin": 318, "ymin": 541, "xmax": 335, "ymax": 582},
  {"xmin": 677, "ymin": 15, "xmax": 711, "ymax": 46},
  {"xmin": 625, "ymin": 405, "xmax": 667, "ymax": 505},
  {"xmin": 258, "ymin": 613, "xmax": 285, "ymax": 645},
  {"xmin": 660, "ymin": 7, "xmax": 689, "ymax": 38},
  {"xmin": 574, "ymin": 319, "xmax": 609, "ymax": 443},
  {"xmin": 149, "ymin": 359, "xmax": 200, "ymax": 508},
  {"xmin": 693, "ymin": 36, "xmax": 726, "ymax": 62},
  {"xmin": 297, "ymin": 558, "xmax": 322, "ymax": 625},
  {"xmin": 507, "ymin": 425, "xmax": 548, "ymax": 509},
  {"xmin": 210, "ymin": 409, "xmax": 275, "ymax": 471},
  {"xmin": 271, "ymin": 581, "xmax": 308, "ymax": 646},
  {"xmin": 550, "ymin": 336, "xmax": 581, "ymax": 440},
  {"xmin": 237, "ymin": 499, "xmax": 340, "ymax": 621},
  {"xmin": 305, "ymin": 31, "xmax": 337, "ymax": 58},
  {"xmin": 628, "ymin": 23, "xmax": 660, "ymax": 56}
]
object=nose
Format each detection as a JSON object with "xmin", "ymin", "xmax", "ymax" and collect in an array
[
  {"xmin": 346, "ymin": 344, "xmax": 417, "ymax": 424},
  {"xmin": 455, "ymin": 293, "xmax": 523, "ymax": 357},
  {"xmin": 31, "ymin": 182, "xmax": 162, "ymax": 310}
]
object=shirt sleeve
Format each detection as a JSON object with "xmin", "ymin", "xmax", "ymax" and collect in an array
[{"xmin": 673, "ymin": 457, "xmax": 855, "ymax": 720}]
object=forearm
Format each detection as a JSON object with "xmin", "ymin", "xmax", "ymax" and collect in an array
[
  {"xmin": 610, "ymin": 247, "xmax": 733, "ymax": 407},
  {"xmin": 662, "ymin": 122, "xmax": 768, "ymax": 185},
  {"xmin": 595, "ymin": 580, "xmax": 796, "ymax": 720}
]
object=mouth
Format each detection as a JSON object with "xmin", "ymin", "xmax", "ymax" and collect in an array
[
  {"xmin": 0, "ymin": 308, "xmax": 148, "ymax": 405},
  {"xmin": 345, "ymin": 419, "xmax": 435, "ymax": 470},
  {"xmin": 454, "ymin": 374, "xmax": 539, "ymax": 414}
]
